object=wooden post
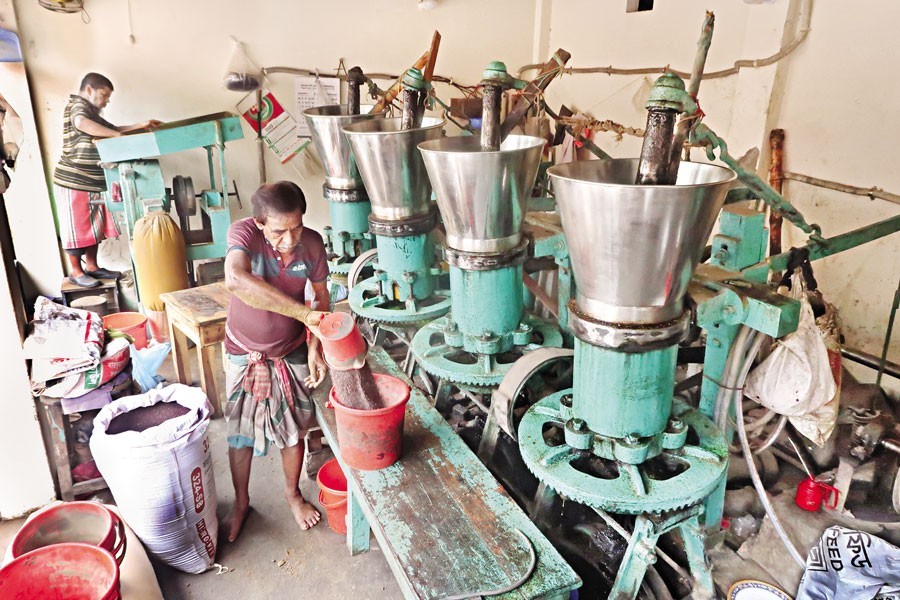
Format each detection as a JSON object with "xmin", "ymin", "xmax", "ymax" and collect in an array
[{"xmin": 768, "ymin": 129, "xmax": 786, "ymax": 281}]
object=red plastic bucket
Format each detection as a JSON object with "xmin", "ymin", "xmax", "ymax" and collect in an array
[
  {"xmin": 318, "ymin": 491, "xmax": 348, "ymax": 535},
  {"xmin": 0, "ymin": 542, "xmax": 120, "ymax": 600},
  {"xmin": 319, "ymin": 312, "xmax": 368, "ymax": 369},
  {"xmin": 103, "ymin": 312, "xmax": 149, "ymax": 350},
  {"xmin": 328, "ymin": 373, "xmax": 411, "ymax": 470},
  {"xmin": 11, "ymin": 502, "xmax": 127, "ymax": 565},
  {"xmin": 316, "ymin": 458, "xmax": 348, "ymax": 505}
]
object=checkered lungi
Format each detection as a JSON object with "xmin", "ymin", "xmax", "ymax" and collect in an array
[
  {"xmin": 224, "ymin": 346, "xmax": 316, "ymax": 457},
  {"xmin": 54, "ymin": 185, "xmax": 119, "ymax": 251}
]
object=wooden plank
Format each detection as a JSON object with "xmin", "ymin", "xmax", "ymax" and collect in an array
[
  {"xmin": 199, "ymin": 321, "xmax": 226, "ymax": 347},
  {"xmin": 72, "ymin": 478, "xmax": 109, "ymax": 496},
  {"xmin": 168, "ymin": 311, "xmax": 202, "ymax": 345},
  {"xmin": 196, "ymin": 343, "xmax": 222, "ymax": 418},
  {"xmin": 40, "ymin": 398, "xmax": 74, "ymax": 501},
  {"xmin": 311, "ymin": 346, "xmax": 581, "ymax": 600},
  {"xmin": 168, "ymin": 318, "xmax": 192, "ymax": 387},
  {"xmin": 159, "ymin": 282, "xmax": 230, "ymax": 326}
]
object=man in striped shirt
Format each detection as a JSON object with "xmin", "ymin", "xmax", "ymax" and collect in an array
[{"xmin": 53, "ymin": 72, "xmax": 161, "ymax": 287}]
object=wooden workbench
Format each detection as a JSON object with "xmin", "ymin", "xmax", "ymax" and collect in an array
[
  {"xmin": 311, "ymin": 346, "xmax": 581, "ymax": 599},
  {"xmin": 159, "ymin": 283, "xmax": 230, "ymax": 417}
]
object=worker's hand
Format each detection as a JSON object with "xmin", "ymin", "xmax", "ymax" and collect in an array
[
  {"xmin": 303, "ymin": 310, "xmax": 329, "ymax": 338},
  {"xmin": 305, "ymin": 349, "xmax": 328, "ymax": 389},
  {"xmin": 143, "ymin": 119, "xmax": 163, "ymax": 131}
]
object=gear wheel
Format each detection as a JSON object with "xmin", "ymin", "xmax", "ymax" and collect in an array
[
  {"xmin": 518, "ymin": 392, "xmax": 728, "ymax": 515},
  {"xmin": 349, "ymin": 282, "xmax": 452, "ymax": 326},
  {"xmin": 411, "ymin": 316, "xmax": 565, "ymax": 388}
]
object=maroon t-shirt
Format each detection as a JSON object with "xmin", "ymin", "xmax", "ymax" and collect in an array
[{"xmin": 224, "ymin": 217, "xmax": 329, "ymax": 357}]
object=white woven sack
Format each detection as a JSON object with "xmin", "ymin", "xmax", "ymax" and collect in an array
[
  {"xmin": 91, "ymin": 384, "xmax": 218, "ymax": 573},
  {"xmin": 745, "ymin": 275, "xmax": 836, "ymax": 426}
]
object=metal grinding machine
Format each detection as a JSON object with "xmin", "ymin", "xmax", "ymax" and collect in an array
[
  {"xmin": 410, "ymin": 61, "xmax": 564, "ymax": 395},
  {"xmin": 341, "ymin": 69, "xmax": 451, "ymax": 334},
  {"xmin": 96, "ymin": 113, "xmax": 243, "ymax": 329},
  {"xmin": 303, "ymin": 74, "xmax": 383, "ymax": 302},
  {"xmin": 517, "ymin": 155, "xmax": 735, "ymax": 598}
]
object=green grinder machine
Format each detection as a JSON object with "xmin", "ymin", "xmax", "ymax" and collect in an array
[
  {"xmin": 302, "ymin": 104, "xmax": 383, "ymax": 296},
  {"xmin": 341, "ymin": 115, "xmax": 450, "ymax": 325},
  {"xmin": 411, "ymin": 133, "xmax": 564, "ymax": 389},
  {"xmin": 518, "ymin": 159, "xmax": 736, "ymax": 599}
]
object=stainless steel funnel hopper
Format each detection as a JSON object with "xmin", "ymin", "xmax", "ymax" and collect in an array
[
  {"xmin": 342, "ymin": 117, "xmax": 444, "ymax": 221},
  {"xmin": 302, "ymin": 105, "xmax": 383, "ymax": 190},
  {"xmin": 419, "ymin": 135, "xmax": 545, "ymax": 253},
  {"xmin": 549, "ymin": 158, "xmax": 735, "ymax": 324}
]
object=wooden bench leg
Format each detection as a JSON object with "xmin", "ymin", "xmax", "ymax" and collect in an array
[
  {"xmin": 346, "ymin": 488, "xmax": 370, "ymax": 556},
  {"xmin": 43, "ymin": 400, "xmax": 74, "ymax": 501},
  {"xmin": 197, "ymin": 343, "xmax": 222, "ymax": 419},
  {"xmin": 169, "ymin": 319, "xmax": 191, "ymax": 386}
]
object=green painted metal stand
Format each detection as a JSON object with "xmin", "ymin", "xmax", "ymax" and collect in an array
[
  {"xmin": 697, "ymin": 205, "xmax": 771, "ymax": 530},
  {"xmin": 323, "ymin": 188, "xmax": 374, "ymax": 276},
  {"xmin": 96, "ymin": 113, "xmax": 243, "ymax": 299},
  {"xmin": 412, "ymin": 261, "xmax": 563, "ymax": 388},
  {"xmin": 349, "ymin": 231, "xmax": 450, "ymax": 325}
]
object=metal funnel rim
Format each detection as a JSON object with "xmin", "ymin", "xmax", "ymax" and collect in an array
[
  {"xmin": 548, "ymin": 158, "xmax": 736, "ymax": 189},
  {"xmin": 342, "ymin": 116, "xmax": 444, "ymax": 135},
  {"xmin": 301, "ymin": 104, "xmax": 385, "ymax": 118},
  {"xmin": 418, "ymin": 134, "xmax": 546, "ymax": 155}
]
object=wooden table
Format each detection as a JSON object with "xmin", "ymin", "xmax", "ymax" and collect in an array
[
  {"xmin": 311, "ymin": 346, "xmax": 581, "ymax": 599},
  {"xmin": 160, "ymin": 283, "xmax": 230, "ymax": 417}
]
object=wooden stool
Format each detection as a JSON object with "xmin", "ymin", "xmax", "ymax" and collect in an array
[
  {"xmin": 61, "ymin": 277, "xmax": 120, "ymax": 313},
  {"xmin": 160, "ymin": 283, "xmax": 231, "ymax": 418}
]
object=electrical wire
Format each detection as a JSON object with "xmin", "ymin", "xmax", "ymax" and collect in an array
[
  {"xmin": 515, "ymin": 0, "xmax": 813, "ymax": 82},
  {"xmin": 752, "ymin": 414, "xmax": 788, "ymax": 455},
  {"xmin": 744, "ymin": 408, "xmax": 777, "ymax": 434},
  {"xmin": 712, "ymin": 324, "xmax": 805, "ymax": 562},
  {"xmin": 733, "ymin": 369, "xmax": 807, "ymax": 568}
]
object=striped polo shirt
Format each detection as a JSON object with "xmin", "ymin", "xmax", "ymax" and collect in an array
[
  {"xmin": 224, "ymin": 217, "xmax": 329, "ymax": 357},
  {"xmin": 53, "ymin": 95, "xmax": 117, "ymax": 192}
]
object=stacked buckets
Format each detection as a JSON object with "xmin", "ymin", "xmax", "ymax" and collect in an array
[
  {"xmin": 0, "ymin": 502, "xmax": 126, "ymax": 599},
  {"xmin": 319, "ymin": 312, "xmax": 411, "ymax": 471},
  {"xmin": 316, "ymin": 459, "xmax": 349, "ymax": 535},
  {"xmin": 316, "ymin": 313, "xmax": 412, "ymax": 534}
]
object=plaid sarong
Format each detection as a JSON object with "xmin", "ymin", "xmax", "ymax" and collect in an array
[
  {"xmin": 224, "ymin": 346, "xmax": 315, "ymax": 457},
  {"xmin": 54, "ymin": 185, "xmax": 118, "ymax": 250}
]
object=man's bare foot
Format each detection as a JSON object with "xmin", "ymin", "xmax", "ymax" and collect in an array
[
  {"xmin": 223, "ymin": 503, "xmax": 251, "ymax": 542},
  {"xmin": 285, "ymin": 490, "xmax": 320, "ymax": 531}
]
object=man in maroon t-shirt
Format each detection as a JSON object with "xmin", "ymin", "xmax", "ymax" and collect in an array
[{"xmin": 222, "ymin": 180, "xmax": 330, "ymax": 542}]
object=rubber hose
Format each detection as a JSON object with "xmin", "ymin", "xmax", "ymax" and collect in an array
[
  {"xmin": 753, "ymin": 414, "xmax": 788, "ymax": 455},
  {"xmin": 735, "ymin": 391, "xmax": 806, "ymax": 567}
]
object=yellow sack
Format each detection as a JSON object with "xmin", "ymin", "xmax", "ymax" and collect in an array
[{"xmin": 133, "ymin": 212, "xmax": 189, "ymax": 312}]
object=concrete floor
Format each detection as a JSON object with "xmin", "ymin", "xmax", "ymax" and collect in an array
[
  {"xmin": 152, "ymin": 416, "xmax": 402, "ymax": 600},
  {"xmin": 1, "ymin": 347, "xmax": 402, "ymax": 599}
]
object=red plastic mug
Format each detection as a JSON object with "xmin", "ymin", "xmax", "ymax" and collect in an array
[
  {"xmin": 795, "ymin": 477, "xmax": 839, "ymax": 511},
  {"xmin": 318, "ymin": 312, "xmax": 368, "ymax": 370}
]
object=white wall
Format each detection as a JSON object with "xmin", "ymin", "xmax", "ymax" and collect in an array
[
  {"xmin": 541, "ymin": 0, "xmax": 790, "ymax": 159},
  {"xmin": 13, "ymin": 0, "xmax": 537, "ymax": 239},
  {"xmin": 0, "ymin": 0, "xmax": 58, "ymax": 520},
  {"xmin": 0, "ymin": 1, "xmax": 63, "ymax": 298},
  {"xmin": 773, "ymin": 2, "xmax": 900, "ymax": 366},
  {"xmin": 0, "ymin": 238, "xmax": 54, "ymax": 518}
]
